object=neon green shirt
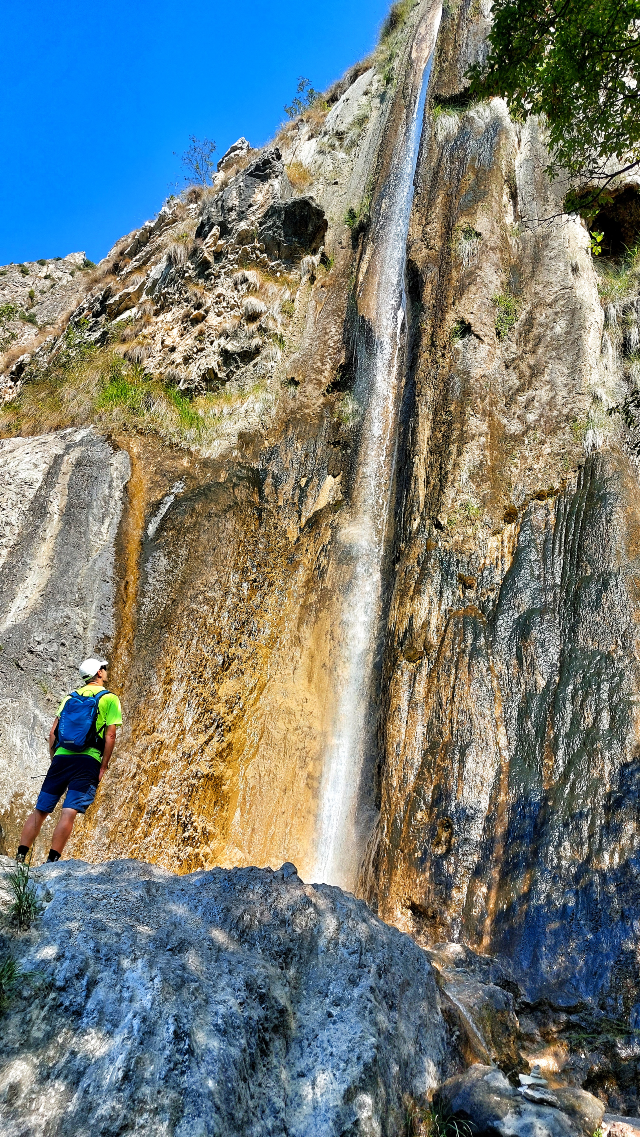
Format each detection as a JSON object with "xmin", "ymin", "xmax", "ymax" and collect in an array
[{"xmin": 55, "ymin": 684, "xmax": 123, "ymax": 762}]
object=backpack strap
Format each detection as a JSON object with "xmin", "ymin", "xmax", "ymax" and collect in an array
[{"xmin": 89, "ymin": 688, "xmax": 111, "ymax": 754}]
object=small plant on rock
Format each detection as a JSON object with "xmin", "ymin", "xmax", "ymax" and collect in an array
[
  {"xmin": 0, "ymin": 955, "xmax": 23, "ymax": 1011},
  {"xmin": 345, "ymin": 202, "xmax": 371, "ymax": 243},
  {"xmin": 406, "ymin": 1099, "xmax": 474, "ymax": 1137},
  {"xmin": 334, "ymin": 391, "xmax": 361, "ymax": 426},
  {"xmin": 589, "ymin": 231, "xmax": 604, "ymax": 257},
  {"xmin": 451, "ymin": 318, "xmax": 473, "ymax": 342},
  {"xmin": 6, "ymin": 858, "xmax": 40, "ymax": 930},
  {"xmin": 493, "ymin": 293, "xmax": 520, "ymax": 340}
]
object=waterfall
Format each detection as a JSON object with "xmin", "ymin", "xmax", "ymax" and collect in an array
[{"xmin": 312, "ymin": 7, "xmax": 442, "ymax": 889}]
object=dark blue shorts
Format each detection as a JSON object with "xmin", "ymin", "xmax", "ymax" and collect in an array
[{"xmin": 36, "ymin": 753, "xmax": 100, "ymax": 815}]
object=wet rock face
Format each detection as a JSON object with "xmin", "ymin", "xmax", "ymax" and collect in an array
[
  {"xmin": 67, "ymin": 419, "xmax": 356, "ymax": 878},
  {"xmin": 361, "ymin": 6, "xmax": 640, "ymax": 1058},
  {"xmin": 427, "ymin": 943, "xmax": 525, "ymax": 1074},
  {"xmin": 0, "ymin": 857, "xmax": 445, "ymax": 1137},
  {"xmin": 0, "ymin": 3, "xmax": 428, "ymax": 878},
  {"xmin": 0, "ymin": 430, "xmax": 129, "ymax": 858}
]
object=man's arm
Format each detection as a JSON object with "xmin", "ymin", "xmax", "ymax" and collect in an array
[
  {"xmin": 99, "ymin": 725, "xmax": 117, "ymax": 783},
  {"xmin": 49, "ymin": 717, "xmax": 59, "ymax": 758}
]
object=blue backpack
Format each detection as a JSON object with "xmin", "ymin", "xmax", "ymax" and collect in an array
[{"xmin": 56, "ymin": 688, "xmax": 111, "ymax": 755}]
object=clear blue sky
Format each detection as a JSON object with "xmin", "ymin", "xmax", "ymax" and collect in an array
[{"xmin": 1, "ymin": 0, "xmax": 391, "ymax": 265}]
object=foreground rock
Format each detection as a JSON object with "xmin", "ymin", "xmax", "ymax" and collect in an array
[
  {"xmin": 436, "ymin": 1064, "xmax": 605, "ymax": 1137},
  {"xmin": 604, "ymin": 1117, "xmax": 640, "ymax": 1137},
  {"xmin": 0, "ymin": 858, "xmax": 445, "ymax": 1136}
]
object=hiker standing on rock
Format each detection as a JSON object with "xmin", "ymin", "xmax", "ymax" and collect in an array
[{"xmin": 16, "ymin": 658, "xmax": 122, "ymax": 865}]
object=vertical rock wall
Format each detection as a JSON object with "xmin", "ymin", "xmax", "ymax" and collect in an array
[
  {"xmin": 361, "ymin": 3, "xmax": 640, "ymax": 1018},
  {"xmin": 0, "ymin": 429, "xmax": 129, "ymax": 855}
]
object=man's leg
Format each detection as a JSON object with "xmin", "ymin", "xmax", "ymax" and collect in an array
[
  {"xmin": 19, "ymin": 809, "xmax": 50, "ymax": 852},
  {"xmin": 49, "ymin": 807, "xmax": 79, "ymax": 856}
]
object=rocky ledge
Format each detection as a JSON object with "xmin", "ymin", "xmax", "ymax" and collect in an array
[{"xmin": 0, "ymin": 857, "xmax": 444, "ymax": 1136}]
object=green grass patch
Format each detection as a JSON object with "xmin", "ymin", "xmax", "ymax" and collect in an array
[
  {"xmin": 0, "ymin": 955, "xmax": 23, "ymax": 1011},
  {"xmin": 493, "ymin": 293, "xmax": 521, "ymax": 340},
  {"xmin": 167, "ymin": 388, "xmax": 205, "ymax": 431},
  {"xmin": 380, "ymin": 0, "xmax": 415, "ymax": 39},
  {"xmin": 594, "ymin": 243, "xmax": 640, "ymax": 303},
  {"xmin": 374, "ymin": 0, "xmax": 420, "ymax": 79},
  {"xmin": 0, "ymin": 324, "xmax": 269, "ymax": 449},
  {"xmin": 6, "ymin": 858, "xmax": 40, "ymax": 929}
]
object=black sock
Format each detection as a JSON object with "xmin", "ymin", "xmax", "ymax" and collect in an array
[
  {"xmin": 17, "ymin": 845, "xmax": 30, "ymax": 859},
  {"xmin": 47, "ymin": 849, "xmax": 61, "ymax": 863}
]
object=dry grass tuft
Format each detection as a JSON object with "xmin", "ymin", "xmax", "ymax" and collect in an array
[
  {"xmin": 286, "ymin": 162, "xmax": 313, "ymax": 191},
  {"xmin": 124, "ymin": 344, "xmax": 148, "ymax": 364},
  {"xmin": 303, "ymin": 101, "xmax": 330, "ymax": 135},
  {"xmin": 233, "ymin": 269, "xmax": 260, "ymax": 291},
  {"xmin": 168, "ymin": 242, "xmax": 189, "ymax": 266},
  {"xmin": 243, "ymin": 296, "xmax": 267, "ymax": 321}
]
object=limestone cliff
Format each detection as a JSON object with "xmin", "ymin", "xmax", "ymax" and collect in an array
[
  {"xmin": 0, "ymin": 253, "xmax": 93, "ymax": 402},
  {"xmin": 361, "ymin": 1, "xmax": 640, "ymax": 1021},
  {"xmin": 1, "ymin": 0, "xmax": 640, "ymax": 1116}
]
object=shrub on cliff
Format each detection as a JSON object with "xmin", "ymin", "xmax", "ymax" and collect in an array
[{"xmin": 468, "ymin": 0, "xmax": 640, "ymax": 193}]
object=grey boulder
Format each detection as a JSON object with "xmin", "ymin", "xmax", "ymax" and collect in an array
[
  {"xmin": 435, "ymin": 1064, "xmax": 604, "ymax": 1137},
  {"xmin": 0, "ymin": 857, "xmax": 445, "ymax": 1136}
]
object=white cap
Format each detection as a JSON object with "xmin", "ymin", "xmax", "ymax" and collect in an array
[{"xmin": 79, "ymin": 657, "xmax": 108, "ymax": 680}]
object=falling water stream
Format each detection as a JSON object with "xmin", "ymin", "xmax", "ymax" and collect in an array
[{"xmin": 312, "ymin": 7, "xmax": 442, "ymax": 888}]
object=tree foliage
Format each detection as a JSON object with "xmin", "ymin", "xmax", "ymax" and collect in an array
[
  {"xmin": 177, "ymin": 136, "xmax": 217, "ymax": 186},
  {"xmin": 468, "ymin": 0, "xmax": 640, "ymax": 188},
  {"xmin": 284, "ymin": 78, "xmax": 321, "ymax": 120}
]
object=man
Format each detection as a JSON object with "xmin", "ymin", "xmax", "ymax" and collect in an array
[{"xmin": 16, "ymin": 658, "xmax": 122, "ymax": 864}]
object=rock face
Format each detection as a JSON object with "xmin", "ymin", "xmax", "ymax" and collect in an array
[
  {"xmin": 0, "ymin": 430, "xmax": 130, "ymax": 857},
  {"xmin": 258, "ymin": 198, "xmax": 328, "ymax": 262},
  {"xmin": 359, "ymin": 0, "xmax": 640, "ymax": 1066},
  {"xmin": 0, "ymin": 1, "xmax": 440, "ymax": 886},
  {"xmin": 0, "ymin": 253, "xmax": 92, "ymax": 402},
  {"xmin": 0, "ymin": 857, "xmax": 445, "ymax": 1136},
  {"xmin": 426, "ymin": 943, "xmax": 525, "ymax": 1074}
]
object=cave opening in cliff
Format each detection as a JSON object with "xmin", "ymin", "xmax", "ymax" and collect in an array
[{"xmin": 589, "ymin": 186, "xmax": 640, "ymax": 258}]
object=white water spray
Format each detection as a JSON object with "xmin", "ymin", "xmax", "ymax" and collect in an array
[{"xmin": 313, "ymin": 8, "xmax": 442, "ymax": 889}]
